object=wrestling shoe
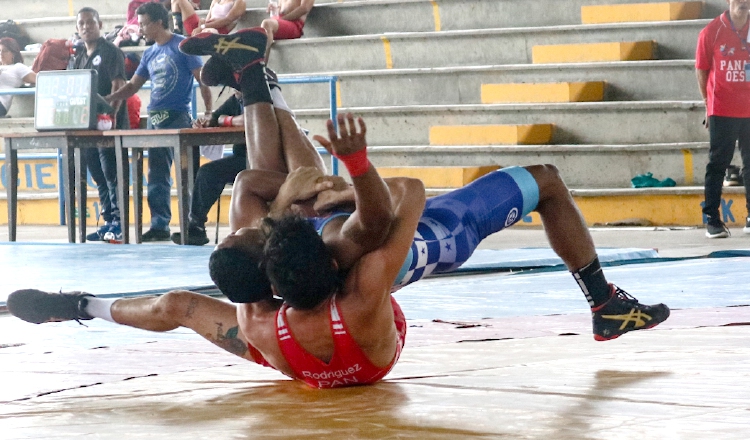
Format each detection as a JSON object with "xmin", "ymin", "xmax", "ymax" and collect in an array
[
  {"xmin": 86, "ymin": 222, "xmax": 112, "ymax": 241},
  {"xmin": 179, "ymin": 27, "xmax": 267, "ymax": 74},
  {"xmin": 705, "ymin": 217, "xmax": 730, "ymax": 239},
  {"xmin": 170, "ymin": 224, "xmax": 210, "ymax": 246},
  {"xmin": 6, "ymin": 289, "xmax": 94, "ymax": 324},
  {"xmin": 591, "ymin": 285, "xmax": 670, "ymax": 341}
]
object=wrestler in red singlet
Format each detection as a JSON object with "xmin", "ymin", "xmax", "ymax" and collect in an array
[{"xmin": 247, "ymin": 297, "xmax": 407, "ymax": 389}]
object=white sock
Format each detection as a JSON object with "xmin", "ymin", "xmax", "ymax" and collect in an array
[{"xmin": 83, "ymin": 297, "xmax": 118, "ymax": 323}]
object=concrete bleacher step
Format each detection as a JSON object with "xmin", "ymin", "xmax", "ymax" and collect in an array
[
  {"xmin": 377, "ymin": 166, "xmax": 499, "ymax": 188},
  {"xmin": 273, "ymin": 60, "xmax": 699, "ymax": 110},
  {"xmin": 481, "ymin": 82, "xmax": 605, "ymax": 103},
  {"xmin": 11, "ymin": 0, "xmax": 726, "ymax": 29},
  {"xmin": 4, "ymin": 60, "xmax": 701, "ymax": 117},
  {"xmin": 581, "ymin": 1, "xmax": 703, "ymax": 25},
  {"xmin": 429, "ymin": 124, "xmax": 554, "ymax": 145},
  {"xmin": 2, "ymin": 141, "xmax": 731, "ymax": 189},
  {"xmin": 532, "ymin": 41, "xmax": 655, "ymax": 64},
  {"xmin": 13, "ymin": 20, "xmax": 696, "ymax": 74},
  {"xmin": 366, "ymin": 142, "xmax": 737, "ymax": 188},
  {"xmin": 291, "ymin": 100, "xmax": 706, "ymax": 146},
  {"xmin": 265, "ymin": 20, "xmax": 706, "ymax": 74}
]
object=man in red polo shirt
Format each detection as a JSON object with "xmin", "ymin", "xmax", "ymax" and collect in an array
[{"xmin": 696, "ymin": 0, "xmax": 750, "ymax": 238}]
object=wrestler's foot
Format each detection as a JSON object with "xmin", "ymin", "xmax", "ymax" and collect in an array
[
  {"xmin": 591, "ymin": 284, "xmax": 670, "ymax": 341},
  {"xmin": 7, "ymin": 289, "xmax": 94, "ymax": 324},
  {"xmin": 179, "ymin": 27, "xmax": 267, "ymax": 74}
]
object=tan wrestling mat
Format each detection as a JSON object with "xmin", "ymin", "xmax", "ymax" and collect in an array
[{"xmin": 1, "ymin": 307, "xmax": 749, "ymax": 439}]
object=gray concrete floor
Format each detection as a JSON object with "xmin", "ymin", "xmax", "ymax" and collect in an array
[{"xmin": 2, "ymin": 224, "xmax": 748, "ymax": 258}]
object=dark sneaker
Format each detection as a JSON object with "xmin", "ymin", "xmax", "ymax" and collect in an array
[
  {"xmin": 170, "ymin": 224, "xmax": 210, "ymax": 246},
  {"xmin": 723, "ymin": 165, "xmax": 742, "ymax": 187},
  {"xmin": 6, "ymin": 289, "xmax": 94, "ymax": 324},
  {"xmin": 744, "ymin": 217, "xmax": 750, "ymax": 235},
  {"xmin": 142, "ymin": 228, "xmax": 171, "ymax": 242},
  {"xmin": 103, "ymin": 221, "xmax": 123, "ymax": 244},
  {"xmin": 179, "ymin": 27, "xmax": 267, "ymax": 73},
  {"xmin": 705, "ymin": 218, "xmax": 730, "ymax": 239},
  {"xmin": 591, "ymin": 285, "xmax": 670, "ymax": 341},
  {"xmin": 86, "ymin": 222, "xmax": 112, "ymax": 241}
]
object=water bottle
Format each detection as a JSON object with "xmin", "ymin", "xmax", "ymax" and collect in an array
[{"xmin": 268, "ymin": 0, "xmax": 279, "ymax": 17}]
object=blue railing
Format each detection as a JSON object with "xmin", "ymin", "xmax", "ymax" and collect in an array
[{"xmin": 2, "ymin": 75, "xmax": 339, "ymax": 225}]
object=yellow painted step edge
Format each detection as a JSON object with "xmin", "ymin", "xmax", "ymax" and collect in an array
[
  {"xmin": 377, "ymin": 166, "xmax": 500, "ymax": 187},
  {"xmin": 581, "ymin": 2, "xmax": 703, "ymax": 24},
  {"xmin": 481, "ymin": 82, "xmax": 605, "ymax": 103},
  {"xmin": 429, "ymin": 124, "xmax": 554, "ymax": 145},
  {"xmin": 532, "ymin": 41, "xmax": 655, "ymax": 64}
]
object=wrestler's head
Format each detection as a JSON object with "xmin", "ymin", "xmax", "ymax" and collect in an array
[
  {"xmin": 262, "ymin": 216, "xmax": 342, "ymax": 310},
  {"xmin": 209, "ymin": 227, "xmax": 271, "ymax": 303}
]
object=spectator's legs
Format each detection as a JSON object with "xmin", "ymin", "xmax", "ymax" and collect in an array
[
  {"xmin": 189, "ymin": 154, "xmax": 248, "ymax": 228},
  {"xmin": 84, "ymin": 147, "xmax": 112, "ymax": 224},
  {"xmin": 98, "ymin": 147, "xmax": 120, "ymax": 224},
  {"xmin": 736, "ymin": 118, "xmax": 750, "ymax": 218},
  {"xmin": 171, "ymin": 0, "xmax": 198, "ymax": 35},
  {"xmin": 704, "ymin": 116, "xmax": 739, "ymax": 220},
  {"xmin": 146, "ymin": 147, "xmax": 173, "ymax": 232}
]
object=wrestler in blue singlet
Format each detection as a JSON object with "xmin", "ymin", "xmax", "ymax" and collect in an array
[{"xmin": 306, "ymin": 166, "xmax": 540, "ymax": 290}]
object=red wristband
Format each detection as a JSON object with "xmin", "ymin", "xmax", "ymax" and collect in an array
[
  {"xmin": 334, "ymin": 148, "xmax": 370, "ymax": 178},
  {"xmin": 222, "ymin": 116, "xmax": 233, "ymax": 127}
]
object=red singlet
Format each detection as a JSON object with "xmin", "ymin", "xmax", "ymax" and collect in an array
[{"xmin": 247, "ymin": 296, "xmax": 407, "ymax": 389}]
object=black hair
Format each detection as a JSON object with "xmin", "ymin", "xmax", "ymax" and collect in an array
[
  {"xmin": 0, "ymin": 38, "xmax": 23, "ymax": 64},
  {"xmin": 77, "ymin": 7, "xmax": 101, "ymax": 24},
  {"xmin": 209, "ymin": 247, "xmax": 272, "ymax": 303},
  {"xmin": 137, "ymin": 2, "xmax": 170, "ymax": 30},
  {"xmin": 262, "ymin": 216, "xmax": 342, "ymax": 310}
]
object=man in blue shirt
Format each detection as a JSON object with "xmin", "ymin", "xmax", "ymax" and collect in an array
[{"xmin": 106, "ymin": 1, "xmax": 212, "ymax": 241}]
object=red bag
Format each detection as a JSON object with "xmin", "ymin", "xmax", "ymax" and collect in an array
[{"xmin": 31, "ymin": 39, "xmax": 73, "ymax": 73}]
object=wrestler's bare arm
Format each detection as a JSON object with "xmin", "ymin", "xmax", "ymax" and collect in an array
[{"xmin": 314, "ymin": 114, "xmax": 396, "ymax": 269}]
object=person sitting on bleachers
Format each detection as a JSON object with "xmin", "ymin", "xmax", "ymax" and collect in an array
[
  {"xmin": 0, "ymin": 37, "xmax": 36, "ymax": 117},
  {"xmin": 171, "ymin": 0, "xmax": 246, "ymax": 36},
  {"xmin": 260, "ymin": 0, "xmax": 314, "ymax": 61}
]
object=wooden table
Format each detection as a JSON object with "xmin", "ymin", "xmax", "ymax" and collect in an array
[
  {"xmin": 3, "ymin": 130, "xmax": 115, "ymax": 243},
  {"xmin": 3, "ymin": 127, "xmax": 246, "ymax": 245},
  {"xmin": 107, "ymin": 127, "xmax": 246, "ymax": 244}
]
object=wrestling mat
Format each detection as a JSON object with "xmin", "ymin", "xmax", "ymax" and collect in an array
[{"xmin": 1, "ymin": 243, "xmax": 748, "ymax": 438}]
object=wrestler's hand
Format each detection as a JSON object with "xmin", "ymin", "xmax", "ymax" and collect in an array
[
  {"xmin": 280, "ymin": 167, "xmax": 335, "ymax": 202},
  {"xmin": 313, "ymin": 186, "xmax": 356, "ymax": 214},
  {"xmin": 313, "ymin": 113, "xmax": 367, "ymax": 158}
]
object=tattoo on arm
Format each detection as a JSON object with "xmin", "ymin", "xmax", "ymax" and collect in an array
[{"xmin": 213, "ymin": 323, "xmax": 249, "ymax": 357}]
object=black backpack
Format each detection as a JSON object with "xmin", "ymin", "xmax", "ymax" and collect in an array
[{"xmin": 0, "ymin": 20, "xmax": 31, "ymax": 49}]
